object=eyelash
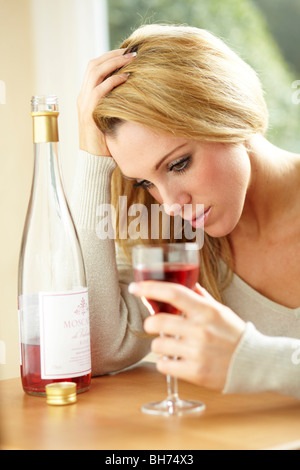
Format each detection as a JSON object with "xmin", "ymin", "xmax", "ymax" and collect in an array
[{"xmin": 133, "ymin": 155, "xmax": 192, "ymax": 191}]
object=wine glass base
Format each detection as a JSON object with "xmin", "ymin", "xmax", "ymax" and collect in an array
[{"xmin": 141, "ymin": 398, "xmax": 206, "ymax": 417}]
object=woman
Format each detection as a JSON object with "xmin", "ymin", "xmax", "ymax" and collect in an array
[{"xmin": 73, "ymin": 24, "xmax": 300, "ymax": 397}]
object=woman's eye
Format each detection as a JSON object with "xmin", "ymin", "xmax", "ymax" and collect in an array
[
  {"xmin": 132, "ymin": 156, "xmax": 191, "ymax": 191},
  {"xmin": 133, "ymin": 179, "xmax": 154, "ymax": 190},
  {"xmin": 169, "ymin": 156, "xmax": 191, "ymax": 173}
]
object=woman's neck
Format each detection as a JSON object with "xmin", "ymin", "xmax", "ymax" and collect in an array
[{"xmin": 233, "ymin": 134, "xmax": 300, "ymax": 241}]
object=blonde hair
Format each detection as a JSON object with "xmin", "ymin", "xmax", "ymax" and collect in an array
[{"xmin": 93, "ymin": 24, "xmax": 269, "ymax": 301}]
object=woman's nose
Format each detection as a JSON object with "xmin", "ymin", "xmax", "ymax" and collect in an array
[{"xmin": 158, "ymin": 186, "xmax": 191, "ymax": 216}]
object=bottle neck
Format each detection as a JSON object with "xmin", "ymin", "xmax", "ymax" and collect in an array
[
  {"xmin": 31, "ymin": 112, "xmax": 59, "ymax": 143},
  {"xmin": 31, "ymin": 111, "xmax": 62, "ymax": 195}
]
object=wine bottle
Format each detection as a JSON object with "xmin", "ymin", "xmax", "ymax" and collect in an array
[{"xmin": 18, "ymin": 95, "xmax": 91, "ymax": 396}]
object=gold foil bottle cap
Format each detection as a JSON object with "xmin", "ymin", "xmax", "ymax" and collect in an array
[{"xmin": 46, "ymin": 382, "xmax": 77, "ymax": 406}]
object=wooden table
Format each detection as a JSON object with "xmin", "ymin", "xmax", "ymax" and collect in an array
[{"xmin": 1, "ymin": 362, "xmax": 300, "ymax": 450}]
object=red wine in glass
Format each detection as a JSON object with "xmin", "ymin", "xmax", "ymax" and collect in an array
[
  {"xmin": 134, "ymin": 263, "xmax": 199, "ymax": 315},
  {"xmin": 131, "ymin": 243, "xmax": 205, "ymax": 416}
]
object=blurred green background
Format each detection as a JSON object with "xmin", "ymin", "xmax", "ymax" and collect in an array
[{"xmin": 107, "ymin": 0, "xmax": 300, "ymax": 152}]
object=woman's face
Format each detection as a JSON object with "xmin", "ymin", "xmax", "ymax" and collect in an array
[{"xmin": 106, "ymin": 122, "xmax": 251, "ymax": 237}]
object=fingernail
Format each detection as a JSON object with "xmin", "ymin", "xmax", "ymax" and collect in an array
[
  {"xmin": 128, "ymin": 282, "xmax": 140, "ymax": 294},
  {"xmin": 124, "ymin": 52, "xmax": 137, "ymax": 58}
]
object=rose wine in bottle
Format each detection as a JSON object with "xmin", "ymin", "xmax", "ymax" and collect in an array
[{"xmin": 18, "ymin": 96, "xmax": 91, "ymax": 396}]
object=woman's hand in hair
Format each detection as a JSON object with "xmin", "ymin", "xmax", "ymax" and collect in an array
[
  {"xmin": 77, "ymin": 49, "xmax": 134, "ymax": 156},
  {"xmin": 129, "ymin": 280, "xmax": 246, "ymax": 391}
]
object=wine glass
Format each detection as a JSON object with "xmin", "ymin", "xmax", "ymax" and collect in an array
[{"xmin": 131, "ymin": 242, "xmax": 206, "ymax": 416}]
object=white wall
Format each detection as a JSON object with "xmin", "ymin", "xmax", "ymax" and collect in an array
[
  {"xmin": 30, "ymin": 0, "xmax": 109, "ymax": 193},
  {"xmin": 0, "ymin": 0, "xmax": 109, "ymax": 380}
]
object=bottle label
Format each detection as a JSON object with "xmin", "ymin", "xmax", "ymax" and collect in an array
[{"xmin": 39, "ymin": 289, "xmax": 91, "ymax": 379}]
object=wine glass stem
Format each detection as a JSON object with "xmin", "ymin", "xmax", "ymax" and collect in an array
[{"xmin": 166, "ymin": 374, "xmax": 179, "ymax": 413}]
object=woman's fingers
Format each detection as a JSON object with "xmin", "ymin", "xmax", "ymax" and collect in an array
[
  {"xmin": 79, "ymin": 48, "xmax": 136, "ymax": 110},
  {"xmin": 96, "ymin": 52, "xmax": 136, "ymax": 82},
  {"xmin": 129, "ymin": 281, "xmax": 213, "ymax": 321},
  {"xmin": 77, "ymin": 48, "xmax": 135, "ymax": 155},
  {"xmin": 151, "ymin": 327, "xmax": 201, "ymax": 357},
  {"xmin": 194, "ymin": 282, "xmax": 215, "ymax": 301},
  {"xmin": 81, "ymin": 49, "xmax": 124, "ymax": 88},
  {"xmin": 129, "ymin": 280, "xmax": 246, "ymax": 390},
  {"xmin": 145, "ymin": 313, "xmax": 186, "ymax": 337},
  {"xmin": 95, "ymin": 72, "xmax": 129, "ymax": 99},
  {"xmin": 87, "ymin": 48, "xmax": 126, "ymax": 67},
  {"xmin": 83, "ymin": 50, "xmax": 135, "ymax": 91}
]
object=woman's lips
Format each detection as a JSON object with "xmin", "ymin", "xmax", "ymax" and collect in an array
[{"xmin": 189, "ymin": 206, "xmax": 212, "ymax": 228}]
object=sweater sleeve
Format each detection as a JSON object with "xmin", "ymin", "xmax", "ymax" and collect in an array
[
  {"xmin": 70, "ymin": 151, "xmax": 151, "ymax": 376},
  {"xmin": 223, "ymin": 322, "xmax": 300, "ymax": 399}
]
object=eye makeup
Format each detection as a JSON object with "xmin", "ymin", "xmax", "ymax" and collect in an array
[{"xmin": 132, "ymin": 155, "xmax": 192, "ymax": 191}]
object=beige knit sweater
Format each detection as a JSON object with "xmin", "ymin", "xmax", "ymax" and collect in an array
[{"xmin": 70, "ymin": 151, "xmax": 300, "ymax": 399}]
